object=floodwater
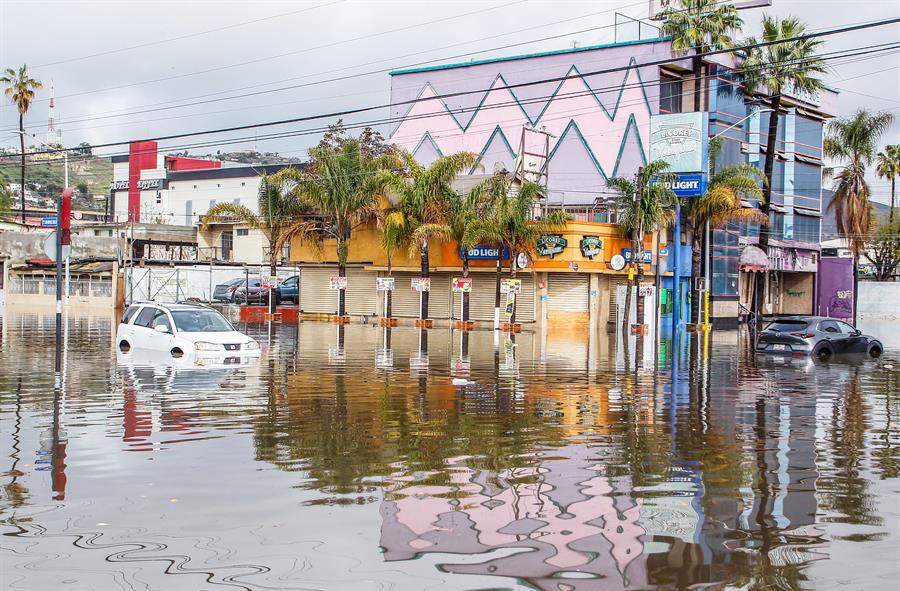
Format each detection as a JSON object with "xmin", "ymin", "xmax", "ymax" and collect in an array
[{"xmin": 1, "ymin": 311, "xmax": 898, "ymax": 591}]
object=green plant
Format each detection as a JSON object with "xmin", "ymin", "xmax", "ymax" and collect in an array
[
  {"xmin": 1, "ymin": 65, "xmax": 42, "ymax": 223},
  {"xmin": 660, "ymin": 0, "xmax": 743, "ymax": 111},
  {"xmin": 380, "ymin": 151, "xmax": 481, "ymax": 320},
  {"xmin": 876, "ymin": 144, "xmax": 900, "ymax": 225}
]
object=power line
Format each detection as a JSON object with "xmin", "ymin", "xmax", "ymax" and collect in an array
[
  {"xmin": 20, "ymin": 17, "xmax": 900, "ymax": 159},
  {"xmin": 32, "ymin": 1, "xmax": 345, "ymax": 68}
]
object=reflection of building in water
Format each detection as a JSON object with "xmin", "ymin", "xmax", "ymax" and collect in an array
[{"xmin": 380, "ymin": 444, "xmax": 657, "ymax": 589}]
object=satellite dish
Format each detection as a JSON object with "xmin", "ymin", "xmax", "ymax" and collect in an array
[{"xmin": 610, "ymin": 254, "xmax": 626, "ymax": 271}]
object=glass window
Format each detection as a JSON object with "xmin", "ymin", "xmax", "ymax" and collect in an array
[
  {"xmin": 121, "ymin": 305, "xmax": 140, "ymax": 324},
  {"xmin": 171, "ymin": 310, "xmax": 234, "ymax": 332},
  {"xmin": 793, "ymin": 214, "xmax": 820, "ymax": 244},
  {"xmin": 767, "ymin": 319, "xmax": 811, "ymax": 332},
  {"xmin": 134, "ymin": 307, "xmax": 158, "ymax": 328},
  {"xmin": 660, "ymin": 74, "xmax": 683, "ymax": 113},
  {"xmin": 836, "ymin": 321, "xmax": 858, "ymax": 335},
  {"xmin": 794, "ymin": 116, "xmax": 823, "ymax": 158},
  {"xmin": 818, "ymin": 320, "xmax": 840, "ymax": 333},
  {"xmin": 793, "ymin": 163, "xmax": 822, "ymax": 209},
  {"xmin": 236, "ymin": 228, "xmax": 249, "ymax": 236},
  {"xmin": 151, "ymin": 309, "xmax": 172, "ymax": 332}
]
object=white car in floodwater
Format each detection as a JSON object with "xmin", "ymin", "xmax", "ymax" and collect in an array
[{"xmin": 117, "ymin": 302, "xmax": 261, "ymax": 364}]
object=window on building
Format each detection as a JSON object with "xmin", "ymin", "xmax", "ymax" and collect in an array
[
  {"xmin": 659, "ymin": 73, "xmax": 683, "ymax": 114},
  {"xmin": 185, "ymin": 200, "xmax": 193, "ymax": 225},
  {"xmin": 193, "ymin": 185, "xmax": 197, "ymax": 189},
  {"xmin": 217, "ymin": 183, "xmax": 221, "ymax": 188},
  {"xmin": 794, "ymin": 115, "xmax": 823, "ymax": 158},
  {"xmin": 221, "ymin": 230, "xmax": 233, "ymax": 261},
  {"xmin": 236, "ymin": 228, "xmax": 249, "ymax": 236},
  {"xmin": 241, "ymin": 182, "xmax": 246, "ymax": 187},
  {"xmin": 711, "ymin": 224, "xmax": 740, "ymax": 297},
  {"xmin": 793, "ymin": 162, "xmax": 822, "ymax": 211},
  {"xmin": 793, "ymin": 214, "xmax": 821, "ymax": 244},
  {"xmin": 155, "ymin": 191, "xmax": 161, "ymax": 205}
]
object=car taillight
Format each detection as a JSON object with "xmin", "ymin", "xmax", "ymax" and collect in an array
[
  {"xmin": 790, "ymin": 332, "xmax": 814, "ymax": 338},
  {"xmin": 228, "ymin": 287, "xmax": 236, "ymax": 292}
]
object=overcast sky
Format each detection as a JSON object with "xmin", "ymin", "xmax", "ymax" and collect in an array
[{"xmin": 1, "ymin": 0, "xmax": 898, "ymax": 203}]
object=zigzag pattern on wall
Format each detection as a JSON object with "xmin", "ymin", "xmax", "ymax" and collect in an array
[{"xmin": 390, "ymin": 58, "xmax": 654, "ymax": 180}]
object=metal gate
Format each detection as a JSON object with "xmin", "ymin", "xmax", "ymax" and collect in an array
[{"xmin": 547, "ymin": 274, "xmax": 589, "ymax": 313}]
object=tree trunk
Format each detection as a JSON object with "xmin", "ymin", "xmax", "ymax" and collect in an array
[
  {"xmin": 462, "ymin": 253, "xmax": 470, "ymax": 322},
  {"xmin": 690, "ymin": 230, "xmax": 702, "ymax": 324},
  {"xmin": 509, "ymin": 249, "xmax": 517, "ymax": 326},
  {"xmin": 622, "ymin": 274, "xmax": 633, "ymax": 336},
  {"xmin": 19, "ymin": 113, "xmax": 26, "ymax": 224},
  {"xmin": 420, "ymin": 240, "xmax": 429, "ymax": 319},
  {"xmin": 386, "ymin": 261, "xmax": 393, "ymax": 318},
  {"xmin": 494, "ymin": 250, "xmax": 502, "ymax": 328},
  {"xmin": 269, "ymin": 253, "xmax": 278, "ymax": 313},
  {"xmin": 338, "ymin": 259, "xmax": 346, "ymax": 317},
  {"xmin": 890, "ymin": 177, "xmax": 895, "ymax": 225},
  {"xmin": 852, "ymin": 255, "xmax": 858, "ymax": 325},
  {"xmin": 755, "ymin": 95, "xmax": 781, "ymax": 325}
]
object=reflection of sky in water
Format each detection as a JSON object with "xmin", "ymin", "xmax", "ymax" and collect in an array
[{"xmin": 0, "ymin": 313, "xmax": 898, "ymax": 590}]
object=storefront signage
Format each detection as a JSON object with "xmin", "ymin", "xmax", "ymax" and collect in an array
[
  {"xmin": 460, "ymin": 246, "xmax": 509, "ymax": 260},
  {"xmin": 329, "ymin": 276, "xmax": 348, "ymax": 290},
  {"xmin": 536, "ymin": 234, "xmax": 567, "ymax": 257},
  {"xmin": 610, "ymin": 254, "xmax": 626, "ymax": 271},
  {"xmin": 653, "ymin": 173, "xmax": 707, "ymax": 197},
  {"xmin": 411, "ymin": 277, "xmax": 431, "ymax": 292},
  {"xmin": 41, "ymin": 217, "xmax": 58, "ymax": 228},
  {"xmin": 516, "ymin": 252, "xmax": 528, "ymax": 270},
  {"xmin": 500, "ymin": 278, "xmax": 522, "ymax": 294},
  {"xmin": 109, "ymin": 178, "xmax": 164, "ymax": 191},
  {"xmin": 452, "ymin": 277, "xmax": 472, "ymax": 293},
  {"xmin": 649, "ymin": 112, "xmax": 709, "ymax": 173},
  {"xmin": 579, "ymin": 235, "xmax": 602, "ymax": 258},
  {"xmin": 622, "ymin": 248, "xmax": 653, "ymax": 263},
  {"xmin": 376, "ymin": 277, "xmax": 394, "ymax": 291}
]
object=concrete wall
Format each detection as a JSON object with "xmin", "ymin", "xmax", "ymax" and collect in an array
[
  {"xmin": 0, "ymin": 230, "xmax": 121, "ymax": 264},
  {"xmin": 858, "ymin": 282, "xmax": 900, "ymax": 322}
]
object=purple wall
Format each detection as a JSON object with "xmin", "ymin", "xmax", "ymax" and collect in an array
[
  {"xmin": 389, "ymin": 38, "xmax": 685, "ymax": 206},
  {"xmin": 816, "ymin": 257, "xmax": 853, "ymax": 320}
]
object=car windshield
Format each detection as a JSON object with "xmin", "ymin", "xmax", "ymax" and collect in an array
[
  {"xmin": 171, "ymin": 310, "xmax": 234, "ymax": 332},
  {"xmin": 765, "ymin": 320, "xmax": 810, "ymax": 332}
]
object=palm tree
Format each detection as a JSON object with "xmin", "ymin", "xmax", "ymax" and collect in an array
[
  {"xmin": 202, "ymin": 171, "xmax": 307, "ymax": 312},
  {"xmin": 1, "ymin": 65, "xmax": 42, "ymax": 223},
  {"xmin": 743, "ymin": 16, "xmax": 825, "ymax": 321},
  {"xmin": 684, "ymin": 138, "xmax": 768, "ymax": 323},
  {"xmin": 876, "ymin": 144, "xmax": 900, "ymax": 225},
  {"xmin": 380, "ymin": 150, "xmax": 481, "ymax": 320},
  {"xmin": 0, "ymin": 175, "xmax": 12, "ymax": 220},
  {"xmin": 379, "ymin": 211, "xmax": 405, "ymax": 318},
  {"xmin": 468, "ymin": 174, "xmax": 570, "ymax": 325},
  {"xmin": 825, "ymin": 109, "xmax": 894, "ymax": 321},
  {"xmin": 660, "ymin": 0, "xmax": 743, "ymax": 112},
  {"xmin": 608, "ymin": 160, "xmax": 678, "ymax": 334},
  {"xmin": 278, "ymin": 139, "xmax": 397, "ymax": 317}
]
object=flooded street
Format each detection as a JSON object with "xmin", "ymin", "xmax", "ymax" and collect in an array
[{"xmin": 1, "ymin": 312, "xmax": 898, "ymax": 590}]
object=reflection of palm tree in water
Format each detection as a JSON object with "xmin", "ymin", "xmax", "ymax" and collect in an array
[{"xmin": 3, "ymin": 377, "xmax": 29, "ymax": 513}]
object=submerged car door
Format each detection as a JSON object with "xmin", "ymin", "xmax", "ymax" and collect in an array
[
  {"xmin": 131, "ymin": 307, "xmax": 158, "ymax": 348},
  {"xmin": 148, "ymin": 309, "xmax": 175, "ymax": 349},
  {"xmin": 818, "ymin": 320, "xmax": 846, "ymax": 352},
  {"xmin": 837, "ymin": 321, "xmax": 866, "ymax": 352}
]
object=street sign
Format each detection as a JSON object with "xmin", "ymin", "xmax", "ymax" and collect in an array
[
  {"xmin": 694, "ymin": 277, "xmax": 707, "ymax": 292},
  {"xmin": 411, "ymin": 277, "xmax": 431, "ymax": 292},
  {"xmin": 622, "ymin": 248, "xmax": 653, "ymax": 263},
  {"xmin": 500, "ymin": 278, "xmax": 522, "ymax": 294},
  {"xmin": 639, "ymin": 283, "xmax": 654, "ymax": 297},
  {"xmin": 42, "ymin": 232, "xmax": 71, "ymax": 262},
  {"xmin": 504, "ymin": 291, "xmax": 516, "ymax": 318},
  {"xmin": 452, "ymin": 277, "xmax": 472, "ymax": 293},
  {"xmin": 41, "ymin": 217, "xmax": 58, "ymax": 228},
  {"xmin": 376, "ymin": 277, "xmax": 395, "ymax": 291},
  {"xmin": 329, "ymin": 276, "xmax": 348, "ymax": 290}
]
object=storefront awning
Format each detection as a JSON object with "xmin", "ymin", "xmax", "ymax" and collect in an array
[{"xmin": 740, "ymin": 245, "xmax": 769, "ymax": 272}]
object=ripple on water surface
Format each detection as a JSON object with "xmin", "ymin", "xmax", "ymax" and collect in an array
[{"xmin": 1, "ymin": 311, "xmax": 898, "ymax": 590}]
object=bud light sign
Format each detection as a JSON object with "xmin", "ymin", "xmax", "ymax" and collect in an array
[{"xmin": 655, "ymin": 173, "xmax": 707, "ymax": 197}]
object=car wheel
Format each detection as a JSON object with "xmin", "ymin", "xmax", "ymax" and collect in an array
[
  {"xmin": 868, "ymin": 343, "xmax": 883, "ymax": 358},
  {"xmin": 813, "ymin": 343, "xmax": 833, "ymax": 360},
  {"xmin": 171, "ymin": 347, "xmax": 184, "ymax": 358},
  {"xmin": 119, "ymin": 340, "xmax": 131, "ymax": 353}
]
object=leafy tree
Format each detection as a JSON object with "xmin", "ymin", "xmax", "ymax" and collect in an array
[
  {"xmin": 876, "ymin": 144, "xmax": 900, "ymax": 225},
  {"xmin": 318, "ymin": 119, "xmax": 392, "ymax": 159},
  {"xmin": 0, "ymin": 174, "xmax": 12, "ymax": 219},
  {"xmin": 1, "ymin": 65, "xmax": 42, "ymax": 222},
  {"xmin": 379, "ymin": 210, "xmax": 405, "ymax": 318},
  {"xmin": 279, "ymin": 139, "xmax": 397, "ymax": 317},
  {"xmin": 742, "ymin": 16, "xmax": 825, "ymax": 320},
  {"xmin": 468, "ymin": 174, "xmax": 570, "ymax": 324},
  {"xmin": 867, "ymin": 218, "xmax": 900, "ymax": 282},
  {"xmin": 202, "ymin": 171, "xmax": 308, "ymax": 312},
  {"xmin": 608, "ymin": 160, "xmax": 677, "ymax": 333},
  {"xmin": 381, "ymin": 151, "xmax": 481, "ymax": 320},
  {"xmin": 684, "ymin": 137, "xmax": 767, "ymax": 322},
  {"xmin": 660, "ymin": 0, "xmax": 743, "ymax": 111},
  {"xmin": 76, "ymin": 182, "xmax": 89, "ymax": 196}
]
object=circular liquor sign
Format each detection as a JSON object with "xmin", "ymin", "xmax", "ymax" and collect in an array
[
  {"xmin": 516, "ymin": 252, "xmax": 528, "ymax": 270},
  {"xmin": 610, "ymin": 254, "xmax": 626, "ymax": 271}
]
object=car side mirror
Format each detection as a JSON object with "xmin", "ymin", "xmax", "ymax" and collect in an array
[
  {"xmin": 154, "ymin": 324, "xmax": 170, "ymax": 333},
  {"xmin": 854, "ymin": 329, "xmax": 862, "ymax": 336}
]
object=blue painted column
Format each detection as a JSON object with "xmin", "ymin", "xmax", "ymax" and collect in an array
[{"xmin": 673, "ymin": 199, "xmax": 681, "ymax": 336}]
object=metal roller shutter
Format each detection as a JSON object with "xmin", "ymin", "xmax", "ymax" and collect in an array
[
  {"xmin": 609, "ymin": 278, "xmax": 628, "ymax": 322},
  {"xmin": 465, "ymin": 272, "xmax": 534, "ymax": 322},
  {"xmin": 548, "ymin": 274, "xmax": 589, "ymax": 313},
  {"xmin": 345, "ymin": 269, "xmax": 377, "ymax": 316},
  {"xmin": 300, "ymin": 267, "xmax": 338, "ymax": 314},
  {"xmin": 389, "ymin": 272, "xmax": 452, "ymax": 318},
  {"xmin": 428, "ymin": 273, "xmax": 452, "ymax": 319}
]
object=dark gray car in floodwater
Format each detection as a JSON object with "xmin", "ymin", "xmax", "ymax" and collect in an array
[{"xmin": 756, "ymin": 316, "xmax": 883, "ymax": 358}]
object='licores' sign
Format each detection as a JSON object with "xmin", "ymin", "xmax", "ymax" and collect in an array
[
  {"xmin": 649, "ymin": 112, "xmax": 709, "ymax": 173},
  {"xmin": 580, "ymin": 236, "xmax": 602, "ymax": 258},
  {"xmin": 536, "ymin": 234, "xmax": 567, "ymax": 257}
]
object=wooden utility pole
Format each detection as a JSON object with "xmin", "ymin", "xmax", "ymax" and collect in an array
[{"xmin": 633, "ymin": 167, "xmax": 645, "ymax": 333}]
